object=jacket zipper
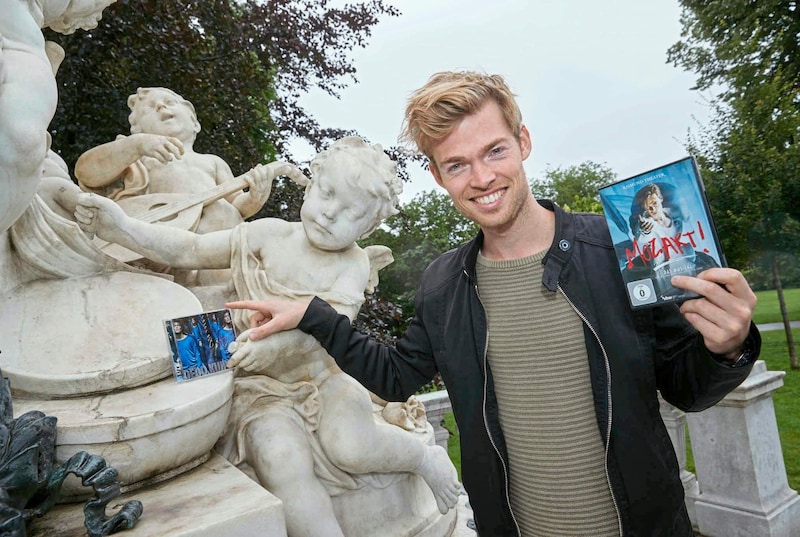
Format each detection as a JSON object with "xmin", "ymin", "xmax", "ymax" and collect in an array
[
  {"xmin": 559, "ymin": 284, "xmax": 624, "ymax": 537},
  {"xmin": 469, "ymin": 273, "xmax": 522, "ymax": 536}
]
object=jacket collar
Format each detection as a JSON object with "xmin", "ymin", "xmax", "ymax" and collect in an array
[
  {"xmin": 461, "ymin": 199, "xmax": 576, "ymax": 292},
  {"xmin": 540, "ymin": 199, "xmax": 576, "ymax": 292}
]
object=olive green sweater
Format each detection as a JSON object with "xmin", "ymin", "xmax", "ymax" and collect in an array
[{"xmin": 476, "ymin": 251, "xmax": 618, "ymax": 537}]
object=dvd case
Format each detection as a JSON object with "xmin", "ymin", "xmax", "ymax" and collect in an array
[
  {"xmin": 163, "ymin": 308, "xmax": 237, "ymax": 382},
  {"xmin": 598, "ymin": 156, "xmax": 725, "ymax": 309}
]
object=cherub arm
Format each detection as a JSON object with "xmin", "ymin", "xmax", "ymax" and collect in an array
[
  {"xmin": 228, "ymin": 161, "xmax": 309, "ymax": 219},
  {"xmin": 74, "ymin": 192, "xmax": 231, "ymax": 268},
  {"xmin": 75, "ymin": 134, "xmax": 184, "ymax": 188}
]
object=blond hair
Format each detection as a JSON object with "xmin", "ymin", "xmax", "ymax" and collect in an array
[{"xmin": 399, "ymin": 71, "xmax": 522, "ymax": 162}]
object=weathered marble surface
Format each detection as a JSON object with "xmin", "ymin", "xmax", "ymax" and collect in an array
[
  {"xmin": 14, "ymin": 372, "xmax": 233, "ymax": 500},
  {"xmin": 0, "ymin": 0, "xmax": 117, "ymax": 235},
  {"xmin": 27, "ymin": 455, "xmax": 288, "ymax": 537},
  {"xmin": 3, "ymin": 3, "xmax": 460, "ymax": 533},
  {"xmin": 74, "ymin": 86, "xmax": 281, "ymax": 290},
  {"xmin": 75, "ymin": 137, "xmax": 460, "ymax": 537},
  {"xmin": 688, "ymin": 361, "xmax": 800, "ymax": 537},
  {"xmin": 0, "ymin": 271, "xmax": 201, "ymax": 397}
]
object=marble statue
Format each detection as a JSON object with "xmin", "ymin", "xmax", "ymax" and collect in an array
[
  {"xmin": 75, "ymin": 136, "xmax": 461, "ymax": 537},
  {"xmin": 0, "ymin": 0, "xmax": 117, "ymax": 235},
  {"xmin": 1, "ymin": 9, "xmax": 235, "ymax": 519},
  {"xmin": 74, "ymin": 87, "xmax": 277, "ymax": 289}
]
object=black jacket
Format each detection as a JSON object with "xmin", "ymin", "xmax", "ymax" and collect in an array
[{"xmin": 299, "ymin": 200, "xmax": 760, "ymax": 536}]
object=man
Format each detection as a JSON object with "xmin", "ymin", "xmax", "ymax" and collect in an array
[{"xmin": 228, "ymin": 71, "xmax": 760, "ymax": 536}]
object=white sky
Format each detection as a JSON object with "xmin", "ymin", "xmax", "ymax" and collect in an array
[{"xmin": 290, "ymin": 0, "xmax": 713, "ymax": 203}]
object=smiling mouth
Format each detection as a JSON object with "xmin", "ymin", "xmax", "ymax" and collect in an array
[{"xmin": 475, "ymin": 189, "xmax": 505, "ymax": 205}]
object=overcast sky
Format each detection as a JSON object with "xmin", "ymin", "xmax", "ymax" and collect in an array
[{"xmin": 290, "ymin": 0, "xmax": 712, "ymax": 203}]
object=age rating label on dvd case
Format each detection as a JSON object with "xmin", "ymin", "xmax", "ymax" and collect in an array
[{"xmin": 628, "ymin": 279, "xmax": 657, "ymax": 306}]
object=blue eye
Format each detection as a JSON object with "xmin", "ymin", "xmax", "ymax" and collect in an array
[{"xmin": 447, "ymin": 163, "xmax": 463, "ymax": 174}]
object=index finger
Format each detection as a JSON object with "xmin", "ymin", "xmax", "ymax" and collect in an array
[
  {"xmin": 672, "ymin": 268, "xmax": 754, "ymax": 303},
  {"xmin": 226, "ymin": 300, "xmax": 266, "ymax": 312}
]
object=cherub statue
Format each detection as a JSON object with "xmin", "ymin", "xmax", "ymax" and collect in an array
[
  {"xmin": 75, "ymin": 137, "xmax": 460, "ymax": 537},
  {"xmin": 74, "ymin": 87, "xmax": 276, "ymax": 287},
  {"xmin": 0, "ymin": 0, "xmax": 117, "ymax": 235}
]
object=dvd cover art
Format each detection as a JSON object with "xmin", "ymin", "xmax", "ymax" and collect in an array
[
  {"xmin": 598, "ymin": 156, "xmax": 725, "ymax": 309},
  {"xmin": 164, "ymin": 308, "xmax": 237, "ymax": 382}
]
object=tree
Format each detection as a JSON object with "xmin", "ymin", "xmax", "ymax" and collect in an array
[
  {"xmin": 45, "ymin": 0, "xmax": 399, "ymax": 221},
  {"xmin": 530, "ymin": 161, "xmax": 615, "ymax": 213},
  {"xmin": 363, "ymin": 189, "xmax": 478, "ymax": 314},
  {"xmin": 667, "ymin": 1, "xmax": 800, "ymax": 107},
  {"xmin": 356, "ymin": 189, "xmax": 475, "ymax": 394},
  {"xmin": 669, "ymin": 0, "xmax": 800, "ymax": 369}
]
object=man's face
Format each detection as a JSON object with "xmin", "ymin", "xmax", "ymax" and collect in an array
[
  {"xmin": 173, "ymin": 322, "xmax": 183, "ymax": 336},
  {"xmin": 428, "ymin": 100, "xmax": 532, "ymax": 234},
  {"xmin": 300, "ymin": 164, "xmax": 380, "ymax": 252},
  {"xmin": 133, "ymin": 89, "xmax": 198, "ymax": 141}
]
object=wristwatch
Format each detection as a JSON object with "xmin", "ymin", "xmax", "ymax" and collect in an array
[{"xmin": 722, "ymin": 338, "xmax": 755, "ymax": 368}]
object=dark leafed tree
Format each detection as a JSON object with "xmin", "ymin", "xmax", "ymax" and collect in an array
[
  {"xmin": 45, "ymin": 0, "xmax": 399, "ymax": 221},
  {"xmin": 530, "ymin": 161, "xmax": 616, "ymax": 214},
  {"xmin": 669, "ymin": 0, "xmax": 799, "ymax": 368}
]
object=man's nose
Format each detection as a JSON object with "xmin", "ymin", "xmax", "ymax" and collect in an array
[{"xmin": 471, "ymin": 160, "xmax": 496, "ymax": 188}]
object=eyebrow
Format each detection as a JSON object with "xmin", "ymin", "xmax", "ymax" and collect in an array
[{"xmin": 439, "ymin": 136, "xmax": 509, "ymax": 167}]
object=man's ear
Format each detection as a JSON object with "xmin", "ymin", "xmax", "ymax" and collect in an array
[
  {"xmin": 429, "ymin": 162, "xmax": 444, "ymax": 187},
  {"xmin": 519, "ymin": 124, "xmax": 532, "ymax": 160}
]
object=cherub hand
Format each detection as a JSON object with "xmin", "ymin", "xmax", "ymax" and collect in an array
[
  {"xmin": 243, "ymin": 161, "xmax": 309, "ymax": 205},
  {"xmin": 226, "ymin": 330, "xmax": 280, "ymax": 373},
  {"xmin": 638, "ymin": 215, "xmax": 654, "ymax": 234},
  {"xmin": 73, "ymin": 192, "xmax": 129, "ymax": 241},
  {"xmin": 134, "ymin": 133, "xmax": 184, "ymax": 164}
]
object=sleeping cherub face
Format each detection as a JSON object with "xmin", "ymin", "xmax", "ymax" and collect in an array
[{"xmin": 300, "ymin": 166, "xmax": 381, "ymax": 252}]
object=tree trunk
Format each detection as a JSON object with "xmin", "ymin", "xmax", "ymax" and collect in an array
[{"xmin": 771, "ymin": 255, "xmax": 798, "ymax": 370}]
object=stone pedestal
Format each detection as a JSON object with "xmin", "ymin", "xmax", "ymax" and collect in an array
[
  {"xmin": 4, "ymin": 271, "xmax": 459, "ymax": 536},
  {"xmin": 13, "ymin": 373, "xmax": 233, "ymax": 500},
  {"xmin": 332, "ymin": 471, "xmax": 457, "ymax": 536},
  {"xmin": 27, "ymin": 455, "xmax": 288, "ymax": 537},
  {"xmin": 687, "ymin": 361, "xmax": 800, "ymax": 537},
  {"xmin": 658, "ymin": 395, "xmax": 700, "ymax": 526}
]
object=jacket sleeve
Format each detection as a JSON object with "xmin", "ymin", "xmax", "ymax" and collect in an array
[
  {"xmin": 652, "ymin": 304, "xmax": 761, "ymax": 412},
  {"xmin": 298, "ymin": 295, "xmax": 439, "ymax": 402}
]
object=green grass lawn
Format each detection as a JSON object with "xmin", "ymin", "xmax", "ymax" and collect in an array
[
  {"xmin": 760, "ymin": 329, "xmax": 800, "ymax": 491},
  {"xmin": 753, "ymin": 287, "xmax": 800, "ymax": 325},
  {"xmin": 444, "ymin": 288, "xmax": 800, "ymax": 490}
]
